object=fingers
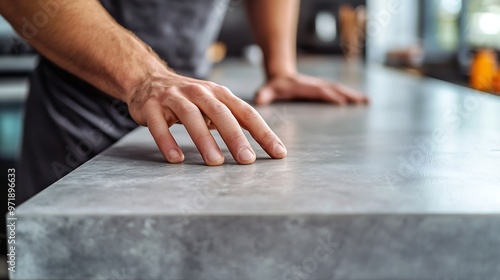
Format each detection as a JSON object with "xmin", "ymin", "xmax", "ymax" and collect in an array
[
  {"xmin": 291, "ymin": 83, "xmax": 348, "ymax": 105},
  {"xmin": 141, "ymin": 80, "xmax": 286, "ymax": 165},
  {"xmin": 170, "ymin": 95, "xmax": 225, "ymax": 166},
  {"xmin": 253, "ymin": 75, "xmax": 368, "ymax": 106},
  {"xmin": 222, "ymin": 93, "xmax": 287, "ymax": 159},
  {"xmin": 299, "ymin": 80, "xmax": 366, "ymax": 105},
  {"xmin": 145, "ymin": 106, "xmax": 184, "ymax": 164},
  {"xmin": 331, "ymin": 83, "xmax": 369, "ymax": 104},
  {"xmin": 192, "ymin": 87, "xmax": 257, "ymax": 164},
  {"xmin": 318, "ymin": 87, "xmax": 348, "ymax": 105}
]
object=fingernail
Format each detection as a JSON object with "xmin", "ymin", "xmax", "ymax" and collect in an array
[
  {"xmin": 274, "ymin": 143, "xmax": 287, "ymax": 156},
  {"xmin": 207, "ymin": 149, "xmax": 223, "ymax": 163},
  {"xmin": 239, "ymin": 148, "xmax": 255, "ymax": 162},
  {"xmin": 168, "ymin": 149, "xmax": 181, "ymax": 160}
]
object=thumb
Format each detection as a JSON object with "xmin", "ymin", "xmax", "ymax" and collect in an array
[{"xmin": 254, "ymin": 85, "xmax": 276, "ymax": 105}]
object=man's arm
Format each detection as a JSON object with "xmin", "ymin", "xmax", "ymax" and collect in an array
[
  {"xmin": 245, "ymin": 0, "xmax": 299, "ymax": 80},
  {"xmin": 246, "ymin": 0, "xmax": 368, "ymax": 105},
  {"xmin": 0, "ymin": 0, "xmax": 287, "ymax": 165},
  {"xmin": 0, "ymin": 0, "xmax": 159, "ymax": 100}
]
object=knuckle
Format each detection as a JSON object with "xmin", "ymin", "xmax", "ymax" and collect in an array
[
  {"xmin": 176, "ymin": 102, "xmax": 199, "ymax": 115},
  {"xmin": 192, "ymin": 132, "xmax": 214, "ymax": 144},
  {"xmin": 206, "ymin": 82, "xmax": 232, "ymax": 93},
  {"xmin": 157, "ymin": 87, "xmax": 177, "ymax": 105},
  {"xmin": 259, "ymin": 129, "xmax": 276, "ymax": 146},
  {"xmin": 204, "ymin": 81, "xmax": 219, "ymax": 88},
  {"xmin": 206, "ymin": 101, "xmax": 230, "ymax": 117},
  {"xmin": 146, "ymin": 116, "xmax": 162, "ymax": 128},
  {"xmin": 143, "ymin": 98, "xmax": 159, "ymax": 109},
  {"xmin": 226, "ymin": 130, "xmax": 246, "ymax": 143},
  {"xmin": 212, "ymin": 85, "xmax": 235, "ymax": 99},
  {"xmin": 242, "ymin": 105, "xmax": 261, "ymax": 122},
  {"xmin": 218, "ymin": 85, "xmax": 233, "ymax": 95},
  {"xmin": 183, "ymin": 84, "xmax": 206, "ymax": 95}
]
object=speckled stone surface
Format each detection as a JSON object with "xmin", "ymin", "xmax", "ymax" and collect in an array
[{"xmin": 13, "ymin": 57, "xmax": 500, "ymax": 280}]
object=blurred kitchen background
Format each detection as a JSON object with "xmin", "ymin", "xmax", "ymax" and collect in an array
[{"xmin": 0, "ymin": 0, "xmax": 499, "ymax": 276}]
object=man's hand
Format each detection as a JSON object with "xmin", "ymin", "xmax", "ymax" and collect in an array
[
  {"xmin": 254, "ymin": 74, "xmax": 368, "ymax": 105},
  {"xmin": 247, "ymin": 0, "xmax": 369, "ymax": 106},
  {"xmin": 1, "ymin": 0, "xmax": 286, "ymax": 166},
  {"xmin": 127, "ymin": 71, "xmax": 287, "ymax": 166}
]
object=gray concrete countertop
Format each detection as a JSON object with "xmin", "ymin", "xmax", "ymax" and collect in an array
[{"xmin": 14, "ymin": 57, "xmax": 500, "ymax": 280}]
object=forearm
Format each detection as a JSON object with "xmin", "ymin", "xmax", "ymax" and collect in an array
[
  {"xmin": 0, "ymin": 0, "xmax": 169, "ymax": 102},
  {"xmin": 246, "ymin": 0, "xmax": 299, "ymax": 80}
]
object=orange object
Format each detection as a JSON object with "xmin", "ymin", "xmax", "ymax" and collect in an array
[
  {"xmin": 493, "ymin": 70, "xmax": 500, "ymax": 94},
  {"xmin": 470, "ymin": 49, "xmax": 497, "ymax": 92}
]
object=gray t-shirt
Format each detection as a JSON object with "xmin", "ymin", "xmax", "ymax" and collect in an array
[
  {"xmin": 18, "ymin": 0, "xmax": 229, "ymax": 203},
  {"xmin": 101, "ymin": 0, "xmax": 228, "ymax": 78}
]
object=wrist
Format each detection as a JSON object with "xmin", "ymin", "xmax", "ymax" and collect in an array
[
  {"xmin": 121, "ymin": 47, "xmax": 175, "ymax": 105},
  {"xmin": 124, "ymin": 60, "xmax": 176, "ymax": 107},
  {"xmin": 265, "ymin": 58, "xmax": 297, "ymax": 80},
  {"xmin": 266, "ymin": 67, "xmax": 297, "ymax": 81}
]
